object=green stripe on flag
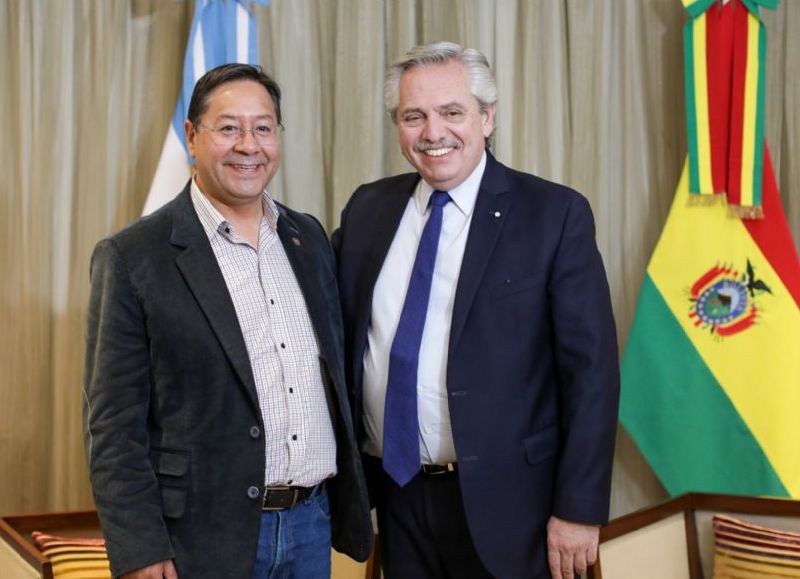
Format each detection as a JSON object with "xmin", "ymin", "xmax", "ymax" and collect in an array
[
  {"xmin": 752, "ymin": 24, "xmax": 767, "ymax": 206},
  {"xmin": 620, "ymin": 275, "xmax": 788, "ymax": 497},
  {"xmin": 684, "ymin": 23, "xmax": 701, "ymax": 194},
  {"xmin": 685, "ymin": 0, "xmax": 716, "ymax": 19}
]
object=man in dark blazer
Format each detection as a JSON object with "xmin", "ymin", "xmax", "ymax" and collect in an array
[
  {"xmin": 334, "ymin": 42, "xmax": 620, "ymax": 579},
  {"xmin": 84, "ymin": 64, "xmax": 372, "ymax": 578}
]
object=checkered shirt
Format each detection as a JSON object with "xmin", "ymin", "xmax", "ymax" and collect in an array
[{"xmin": 190, "ymin": 181, "xmax": 337, "ymax": 487}]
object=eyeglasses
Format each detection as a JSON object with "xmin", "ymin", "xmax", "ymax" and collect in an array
[{"xmin": 198, "ymin": 122, "xmax": 283, "ymax": 146}]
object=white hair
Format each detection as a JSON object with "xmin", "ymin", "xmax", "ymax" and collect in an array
[{"xmin": 384, "ymin": 41, "xmax": 498, "ymax": 122}]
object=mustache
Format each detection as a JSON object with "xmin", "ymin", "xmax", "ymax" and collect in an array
[{"xmin": 413, "ymin": 139, "xmax": 462, "ymax": 153}]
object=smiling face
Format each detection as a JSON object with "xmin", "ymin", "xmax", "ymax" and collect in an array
[
  {"xmin": 395, "ymin": 60, "xmax": 494, "ymax": 192},
  {"xmin": 185, "ymin": 79, "xmax": 281, "ymax": 209}
]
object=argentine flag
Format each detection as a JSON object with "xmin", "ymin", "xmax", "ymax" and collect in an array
[{"xmin": 143, "ymin": 0, "xmax": 269, "ymax": 215}]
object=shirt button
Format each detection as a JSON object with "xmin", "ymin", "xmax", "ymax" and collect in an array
[
  {"xmin": 249, "ymin": 426, "xmax": 260, "ymax": 439},
  {"xmin": 291, "ymin": 434, "xmax": 298, "ymax": 441},
  {"xmin": 270, "ymin": 299, "xmax": 275, "ymax": 305},
  {"xmin": 289, "ymin": 387, "xmax": 294, "ymax": 394},
  {"xmin": 247, "ymin": 486, "xmax": 260, "ymax": 499},
  {"xmin": 280, "ymin": 343, "xmax": 286, "ymax": 349}
]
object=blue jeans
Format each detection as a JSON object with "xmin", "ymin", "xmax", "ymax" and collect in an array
[{"xmin": 251, "ymin": 488, "xmax": 332, "ymax": 579}]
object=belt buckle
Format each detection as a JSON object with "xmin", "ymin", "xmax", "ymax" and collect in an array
[
  {"xmin": 263, "ymin": 486, "xmax": 300, "ymax": 511},
  {"xmin": 422, "ymin": 463, "xmax": 457, "ymax": 476}
]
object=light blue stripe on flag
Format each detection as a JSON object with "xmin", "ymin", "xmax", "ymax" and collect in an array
[{"xmin": 169, "ymin": 0, "xmax": 269, "ymax": 153}]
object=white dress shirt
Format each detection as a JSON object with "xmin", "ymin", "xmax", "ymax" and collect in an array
[{"xmin": 362, "ymin": 152, "xmax": 487, "ymax": 464}]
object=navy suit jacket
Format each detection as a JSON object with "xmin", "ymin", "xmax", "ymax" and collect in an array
[
  {"xmin": 333, "ymin": 153, "xmax": 620, "ymax": 578},
  {"xmin": 84, "ymin": 186, "xmax": 373, "ymax": 578}
]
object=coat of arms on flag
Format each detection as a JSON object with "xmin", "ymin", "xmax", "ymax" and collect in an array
[{"xmin": 687, "ymin": 259, "xmax": 771, "ymax": 338}]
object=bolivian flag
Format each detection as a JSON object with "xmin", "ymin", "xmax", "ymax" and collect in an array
[{"xmin": 620, "ymin": 0, "xmax": 800, "ymax": 498}]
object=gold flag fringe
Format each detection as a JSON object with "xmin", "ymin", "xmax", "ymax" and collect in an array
[
  {"xmin": 688, "ymin": 193, "xmax": 727, "ymax": 207},
  {"xmin": 728, "ymin": 203, "xmax": 765, "ymax": 220}
]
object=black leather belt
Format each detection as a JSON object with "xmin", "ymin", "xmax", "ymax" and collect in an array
[
  {"xmin": 421, "ymin": 463, "xmax": 457, "ymax": 475},
  {"xmin": 263, "ymin": 482, "xmax": 324, "ymax": 511}
]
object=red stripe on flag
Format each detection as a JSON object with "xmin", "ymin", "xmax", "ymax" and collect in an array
[
  {"xmin": 705, "ymin": 3, "xmax": 732, "ymax": 194},
  {"xmin": 743, "ymin": 147, "xmax": 800, "ymax": 309}
]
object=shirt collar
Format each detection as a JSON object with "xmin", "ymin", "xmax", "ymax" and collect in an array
[
  {"xmin": 414, "ymin": 151, "xmax": 487, "ymax": 217},
  {"xmin": 190, "ymin": 176, "xmax": 280, "ymax": 240}
]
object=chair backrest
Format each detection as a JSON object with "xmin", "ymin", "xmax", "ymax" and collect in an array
[
  {"xmin": 588, "ymin": 494, "xmax": 698, "ymax": 579},
  {"xmin": 595, "ymin": 511, "xmax": 691, "ymax": 579},
  {"xmin": 588, "ymin": 493, "xmax": 800, "ymax": 579}
]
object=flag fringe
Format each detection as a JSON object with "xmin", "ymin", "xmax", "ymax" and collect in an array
[
  {"xmin": 688, "ymin": 193, "xmax": 726, "ymax": 207},
  {"xmin": 728, "ymin": 203, "xmax": 764, "ymax": 219}
]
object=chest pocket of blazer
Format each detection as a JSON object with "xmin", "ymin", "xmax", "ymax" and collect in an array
[
  {"xmin": 491, "ymin": 273, "xmax": 545, "ymax": 300},
  {"xmin": 151, "ymin": 447, "xmax": 191, "ymax": 519},
  {"xmin": 523, "ymin": 424, "xmax": 559, "ymax": 466}
]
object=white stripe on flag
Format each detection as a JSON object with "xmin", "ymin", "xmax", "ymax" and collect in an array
[
  {"xmin": 142, "ymin": 126, "xmax": 191, "ymax": 216},
  {"xmin": 237, "ymin": 3, "xmax": 248, "ymax": 62},
  {"xmin": 193, "ymin": 25, "xmax": 206, "ymax": 80}
]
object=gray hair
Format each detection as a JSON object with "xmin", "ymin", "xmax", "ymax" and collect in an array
[{"xmin": 384, "ymin": 41, "xmax": 498, "ymax": 122}]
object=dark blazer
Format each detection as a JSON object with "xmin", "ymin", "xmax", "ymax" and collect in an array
[
  {"xmin": 333, "ymin": 152, "xmax": 620, "ymax": 579},
  {"xmin": 83, "ymin": 186, "xmax": 373, "ymax": 578}
]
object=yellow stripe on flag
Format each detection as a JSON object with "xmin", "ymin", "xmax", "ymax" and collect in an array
[
  {"xmin": 648, "ymin": 162, "xmax": 800, "ymax": 496},
  {"xmin": 693, "ymin": 15, "xmax": 713, "ymax": 193},
  {"xmin": 740, "ymin": 14, "xmax": 760, "ymax": 206}
]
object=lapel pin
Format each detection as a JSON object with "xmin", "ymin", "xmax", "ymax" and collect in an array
[
  {"xmin": 292, "ymin": 237, "xmax": 302, "ymax": 246},
  {"xmin": 491, "ymin": 211, "xmax": 502, "ymax": 218}
]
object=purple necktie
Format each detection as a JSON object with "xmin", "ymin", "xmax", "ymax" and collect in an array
[{"xmin": 383, "ymin": 190, "xmax": 451, "ymax": 487}]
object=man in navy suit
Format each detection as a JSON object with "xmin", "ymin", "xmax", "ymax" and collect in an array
[{"xmin": 334, "ymin": 42, "xmax": 619, "ymax": 579}]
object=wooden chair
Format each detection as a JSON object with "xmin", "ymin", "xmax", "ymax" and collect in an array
[
  {"xmin": 587, "ymin": 492, "xmax": 800, "ymax": 579},
  {"xmin": 0, "ymin": 510, "xmax": 381, "ymax": 579}
]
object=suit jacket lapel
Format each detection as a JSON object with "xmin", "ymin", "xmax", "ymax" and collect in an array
[
  {"xmin": 274, "ymin": 209, "xmax": 329, "ymax": 356},
  {"xmin": 449, "ymin": 152, "xmax": 512, "ymax": 352},
  {"xmin": 170, "ymin": 187, "xmax": 261, "ymax": 411},
  {"xmin": 276, "ymin": 209, "xmax": 343, "ymax": 426}
]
